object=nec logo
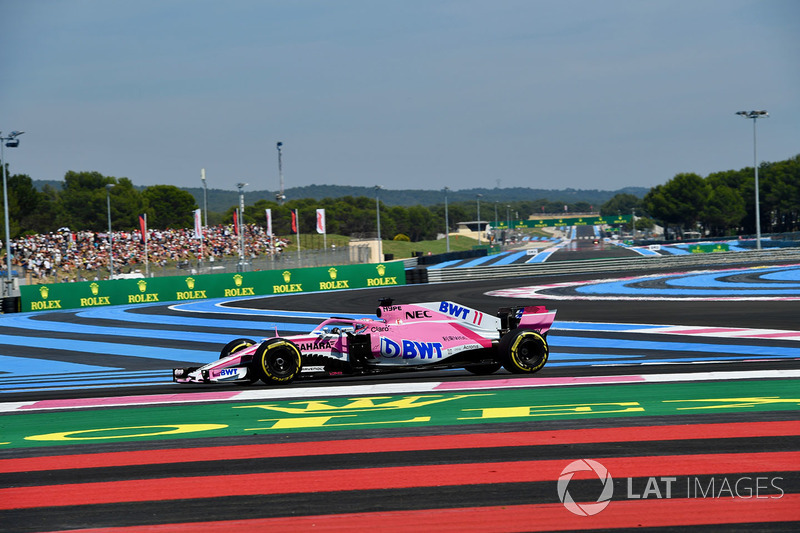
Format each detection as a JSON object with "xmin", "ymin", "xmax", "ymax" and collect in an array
[{"xmin": 405, "ymin": 310, "xmax": 432, "ymax": 319}]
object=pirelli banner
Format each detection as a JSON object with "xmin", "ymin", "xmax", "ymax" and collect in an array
[{"xmin": 20, "ymin": 261, "xmax": 405, "ymax": 313}]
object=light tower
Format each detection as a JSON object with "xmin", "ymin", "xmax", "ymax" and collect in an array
[
  {"xmin": 1, "ymin": 130, "xmax": 24, "ymax": 296},
  {"xmin": 276, "ymin": 142, "xmax": 286, "ymax": 205},
  {"xmin": 735, "ymin": 110, "xmax": 768, "ymax": 250}
]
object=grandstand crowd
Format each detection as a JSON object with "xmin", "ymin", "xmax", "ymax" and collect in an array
[{"xmin": 2, "ymin": 224, "xmax": 289, "ymax": 281}]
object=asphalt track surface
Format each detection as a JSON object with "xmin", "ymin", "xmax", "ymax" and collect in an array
[{"xmin": 1, "ymin": 238, "xmax": 799, "ymax": 532}]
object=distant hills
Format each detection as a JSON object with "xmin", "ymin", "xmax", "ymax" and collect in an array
[{"xmin": 32, "ymin": 180, "xmax": 648, "ymax": 212}]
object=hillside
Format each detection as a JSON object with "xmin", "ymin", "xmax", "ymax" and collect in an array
[{"xmin": 32, "ymin": 180, "xmax": 648, "ymax": 212}]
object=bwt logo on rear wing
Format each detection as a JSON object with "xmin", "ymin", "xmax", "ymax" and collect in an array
[{"xmin": 416, "ymin": 301, "xmax": 500, "ymax": 329}]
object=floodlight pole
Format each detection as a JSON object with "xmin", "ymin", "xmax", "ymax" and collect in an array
[
  {"xmin": 106, "ymin": 184, "xmax": 114, "ymax": 279},
  {"xmin": 476, "ymin": 194, "xmax": 482, "ymax": 244},
  {"xmin": 375, "ymin": 186, "xmax": 382, "ymax": 241},
  {"xmin": 736, "ymin": 110, "xmax": 768, "ymax": 250},
  {"xmin": 506, "ymin": 205, "xmax": 511, "ymax": 243},
  {"xmin": 201, "ymin": 168, "xmax": 208, "ymax": 227},
  {"xmin": 1, "ymin": 140, "xmax": 7, "ymax": 296},
  {"xmin": 444, "ymin": 187, "xmax": 450, "ymax": 252},
  {"xmin": 1, "ymin": 130, "xmax": 25, "ymax": 296},
  {"xmin": 237, "ymin": 182, "xmax": 248, "ymax": 269},
  {"xmin": 494, "ymin": 201, "xmax": 498, "ymax": 243},
  {"xmin": 276, "ymin": 142, "xmax": 285, "ymax": 205}
]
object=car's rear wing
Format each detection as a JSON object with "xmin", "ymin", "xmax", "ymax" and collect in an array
[{"xmin": 497, "ymin": 305, "xmax": 557, "ymax": 334}]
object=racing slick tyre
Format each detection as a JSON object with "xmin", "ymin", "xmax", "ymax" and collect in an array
[
  {"xmin": 464, "ymin": 362, "xmax": 502, "ymax": 375},
  {"xmin": 498, "ymin": 329, "xmax": 548, "ymax": 374},
  {"xmin": 220, "ymin": 338, "xmax": 257, "ymax": 384},
  {"xmin": 253, "ymin": 338, "xmax": 302, "ymax": 385}
]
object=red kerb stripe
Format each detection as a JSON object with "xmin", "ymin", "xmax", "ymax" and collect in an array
[
  {"xmin": 2, "ymin": 451, "xmax": 797, "ymax": 510},
  {"xmin": 2, "ymin": 420, "xmax": 797, "ymax": 474}
]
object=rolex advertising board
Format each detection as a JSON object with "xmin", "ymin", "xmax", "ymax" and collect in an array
[
  {"xmin": 19, "ymin": 262, "xmax": 405, "ymax": 313},
  {"xmin": 495, "ymin": 215, "xmax": 631, "ymax": 229},
  {"xmin": 689, "ymin": 243, "xmax": 730, "ymax": 254}
]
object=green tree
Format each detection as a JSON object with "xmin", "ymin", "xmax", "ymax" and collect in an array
[
  {"xmin": 57, "ymin": 171, "xmax": 113, "ymax": 231},
  {"xmin": 759, "ymin": 156, "xmax": 800, "ymax": 233},
  {"xmin": 57, "ymin": 173, "xmax": 146, "ymax": 232},
  {"xmin": 142, "ymin": 185, "xmax": 197, "ymax": 229},
  {"xmin": 600, "ymin": 193, "xmax": 642, "ymax": 217},
  {"xmin": 111, "ymin": 178, "xmax": 147, "ymax": 231},
  {"xmin": 0, "ymin": 171, "xmax": 54, "ymax": 237},
  {"xmin": 702, "ymin": 184, "xmax": 745, "ymax": 236},
  {"xmin": 643, "ymin": 173, "xmax": 708, "ymax": 238}
]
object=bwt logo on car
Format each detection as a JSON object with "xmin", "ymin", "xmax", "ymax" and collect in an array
[
  {"xmin": 381, "ymin": 338, "xmax": 443, "ymax": 359},
  {"xmin": 439, "ymin": 301, "xmax": 470, "ymax": 319},
  {"xmin": 438, "ymin": 301, "xmax": 484, "ymax": 325}
]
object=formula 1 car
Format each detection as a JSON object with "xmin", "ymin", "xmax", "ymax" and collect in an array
[{"xmin": 173, "ymin": 299, "xmax": 556, "ymax": 386}]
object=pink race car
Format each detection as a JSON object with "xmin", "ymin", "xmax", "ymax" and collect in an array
[{"xmin": 173, "ymin": 299, "xmax": 556, "ymax": 386}]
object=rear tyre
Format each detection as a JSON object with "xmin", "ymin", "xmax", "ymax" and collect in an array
[
  {"xmin": 220, "ymin": 338, "xmax": 257, "ymax": 384},
  {"xmin": 499, "ymin": 329, "xmax": 548, "ymax": 374},
  {"xmin": 254, "ymin": 338, "xmax": 302, "ymax": 385},
  {"xmin": 464, "ymin": 362, "xmax": 501, "ymax": 375}
]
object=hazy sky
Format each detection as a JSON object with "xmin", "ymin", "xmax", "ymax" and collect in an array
[{"xmin": 2, "ymin": 0, "xmax": 798, "ymax": 194}]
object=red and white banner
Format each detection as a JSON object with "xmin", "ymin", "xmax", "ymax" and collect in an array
[
  {"xmin": 193, "ymin": 209, "xmax": 202, "ymax": 239},
  {"xmin": 265, "ymin": 209, "xmax": 272, "ymax": 236},
  {"xmin": 233, "ymin": 210, "xmax": 239, "ymax": 236},
  {"xmin": 316, "ymin": 209, "xmax": 326, "ymax": 234},
  {"xmin": 291, "ymin": 210, "xmax": 298, "ymax": 233},
  {"xmin": 138, "ymin": 214, "xmax": 147, "ymax": 244}
]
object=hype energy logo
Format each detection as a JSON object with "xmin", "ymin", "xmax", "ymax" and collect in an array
[
  {"xmin": 557, "ymin": 459, "xmax": 785, "ymax": 516},
  {"xmin": 557, "ymin": 459, "xmax": 613, "ymax": 516}
]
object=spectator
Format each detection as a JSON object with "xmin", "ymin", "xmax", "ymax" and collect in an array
[{"xmin": 5, "ymin": 224, "xmax": 290, "ymax": 282}]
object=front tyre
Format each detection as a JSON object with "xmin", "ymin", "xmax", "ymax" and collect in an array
[
  {"xmin": 220, "ymin": 338, "xmax": 257, "ymax": 384},
  {"xmin": 254, "ymin": 339, "xmax": 302, "ymax": 385},
  {"xmin": 499, "ymin": 329, "xmax": 548, "ymax": 374},
  {"xmin": 220, "ymin": 338, "xmax": 256, "ymax": 359}
]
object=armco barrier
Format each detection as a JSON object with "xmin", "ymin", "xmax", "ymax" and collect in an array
[{"xmin": 19, "ymin": 261, "xmax": 405, "ymax": 312}]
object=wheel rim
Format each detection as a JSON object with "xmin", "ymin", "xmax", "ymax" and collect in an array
[
  {"xmin": 514, "ymin": 335, "xmax": 545, "ymax": 367},
  {"xmin": 270, "ymin": 353, "xmax": 288, "ymax": 374},
  {"xmin": 264, "ymin": 346, "xmax": 297, "ymax": 378}
]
